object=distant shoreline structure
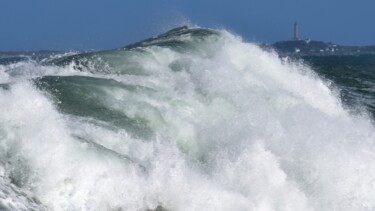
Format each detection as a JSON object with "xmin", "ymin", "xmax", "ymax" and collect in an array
[
  {"xmin": 293, "ymin": 21, "xmax": 299, "ymax": 41},
  {"xmin": 271, "ymin": 22, "xmax": 375, "ymax": 56}
]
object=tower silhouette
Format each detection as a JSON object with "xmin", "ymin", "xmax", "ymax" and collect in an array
[{"xmin": 293, "ymin": 21, "xmax": 300, "ymax": 41}]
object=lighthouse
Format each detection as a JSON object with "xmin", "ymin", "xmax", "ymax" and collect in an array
[{"xmin": 293, "ymin": 21, "xmax": 300, "ymax": 41}]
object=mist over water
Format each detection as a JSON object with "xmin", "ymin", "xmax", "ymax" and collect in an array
[{"xmin": 0, "ymin": 26, "xmax": 375, "ymax": 211}]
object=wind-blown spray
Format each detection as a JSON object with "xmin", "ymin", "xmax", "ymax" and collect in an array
[{"xmin": 0, "ymin": 26, "xmax": 374, "ymax": 211}]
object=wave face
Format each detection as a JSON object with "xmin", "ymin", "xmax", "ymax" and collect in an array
[{"xmin": 1, "ymin": 26, "xmax": 375, "ymax": 210}]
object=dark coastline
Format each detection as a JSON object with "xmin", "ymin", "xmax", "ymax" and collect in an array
[{"xmin": 271, "ymin": 40, "xmax": 375, "ymax": 57}]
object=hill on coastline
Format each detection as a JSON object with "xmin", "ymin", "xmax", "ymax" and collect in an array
[{"xmin": 271, "ymin": 38, "xmax": 375, "ymax": 57}]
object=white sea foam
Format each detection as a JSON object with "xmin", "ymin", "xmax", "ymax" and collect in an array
[{"xmin": 0, "ymin": 28, "xmax": 374, "ymax": 210}]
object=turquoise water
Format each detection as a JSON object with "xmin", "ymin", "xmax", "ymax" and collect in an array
[{"xmin": 0, "ymin": 26, "xmax": 375, "ymax": 210}]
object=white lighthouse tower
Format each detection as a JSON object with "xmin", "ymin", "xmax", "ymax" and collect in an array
[{"xmin": 293, "ymin": 21, "xmax": 300, "ymax": 41}]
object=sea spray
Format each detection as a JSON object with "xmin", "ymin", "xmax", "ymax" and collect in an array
[{"xmin": 0, "ymin": 26, "xmax": 374, "ymax": 210}]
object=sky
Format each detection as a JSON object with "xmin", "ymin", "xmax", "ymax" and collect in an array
[{"xmin": 0, "ymin": 0, "xmax": 374, "ymax": 51}]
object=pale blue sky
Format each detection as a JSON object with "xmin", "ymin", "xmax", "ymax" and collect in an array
[{"xmin": 0, "ymin": 0, "xmax": 374, "ymax": 51}]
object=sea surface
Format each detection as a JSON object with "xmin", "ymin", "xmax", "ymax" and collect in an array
[{"xmin": 0, "ymin": 26, "xmax": 375, "ymax": 210}]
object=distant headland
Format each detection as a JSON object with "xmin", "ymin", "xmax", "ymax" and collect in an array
[{"xmin": 271, "ymin": 22, "xmax": 375, "ymax": 56}]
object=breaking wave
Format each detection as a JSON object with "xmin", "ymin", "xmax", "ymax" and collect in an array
[{"xmin": 0, "ymin": 26, "xmax": 374, "ymax": 210}]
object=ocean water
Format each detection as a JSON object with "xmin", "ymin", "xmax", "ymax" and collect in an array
[
  {"xmin": 303, "ymin": 55, "xmax": 375, "ymax": 119},
  {"xmin": 0, "ymin": 26, "xmax": 374, "ymax": 211}
]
